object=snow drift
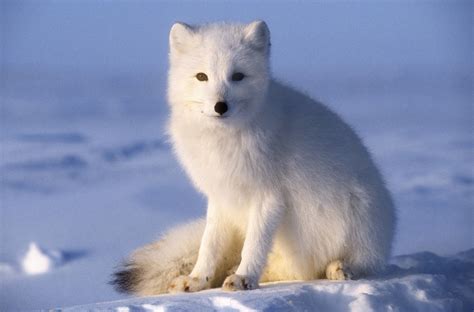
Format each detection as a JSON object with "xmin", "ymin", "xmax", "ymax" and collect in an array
[{"xmin": 63, "ymin": 249, "xmax": 473, "ymax": 311}]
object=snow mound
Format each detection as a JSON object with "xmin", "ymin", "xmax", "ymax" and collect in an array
[
  {"xmin": 62, "ymin": 249, "xmax": 473, "ymax": 312},
  {"xmin": 21, "ymin": 242, "xmax": 64, "ymax": 275}
]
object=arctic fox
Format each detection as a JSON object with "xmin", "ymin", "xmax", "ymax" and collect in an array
[{"xmin": 113, "ymin": 21, "xmax": 395, "ymax": 295}]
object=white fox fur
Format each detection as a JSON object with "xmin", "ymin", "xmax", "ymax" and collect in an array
[{"xmin": 113, "ymin": 21, "xmax": 395, "ymax": 295}]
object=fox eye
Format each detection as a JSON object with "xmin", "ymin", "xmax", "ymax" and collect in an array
[
  {"xmin": 196, "ymin": 73, "xmax": 208, "ymax": 81},
  {"xmin": 231, "ymin": 72, "xmax": 245, "ymax": 81}
]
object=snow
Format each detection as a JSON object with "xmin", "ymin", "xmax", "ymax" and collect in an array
[
  {"xmin": 21, "ymin": 242, "xmax": 64, "ymax": 275},
  {"xmin": 61, "ymin": 249, "xmax": 473, "ymax": 311},
  {"xmin": 1, "ymin": 0, "xmax": 472, "ymax": 311},
  {"xmin": 0, "ymin": 263, "xmax": 15, "ymax": 275}
]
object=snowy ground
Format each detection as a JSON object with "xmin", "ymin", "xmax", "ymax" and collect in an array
[
  {"xmin": 62, "ymin": 249, "xmax": 474, "ymax": 311},
  {"xmin": 1, "ymin": 1, "xmax": 472, "ymax": 311}
]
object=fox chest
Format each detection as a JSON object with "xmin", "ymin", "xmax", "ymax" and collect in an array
[{"xmin": 174, "ymin": 132, "xmax": 273, "ymax": 200}]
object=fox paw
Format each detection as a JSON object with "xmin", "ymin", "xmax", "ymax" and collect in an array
[
  {"xmin": 168, "ymin": 275, "xmax": 209, "ymax": 293},
  {"xmin": 325, "ymin": 260, "xmax": 353, "ymax": 280},
  {"xmin": 222, "ymin": 274, "xmax": 258, "ymax": 291}
]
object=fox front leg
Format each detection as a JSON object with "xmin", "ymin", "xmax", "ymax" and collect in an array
[
  {"xmin": 222, "ymin": 195, "xmax": 284, "ymax": 291},
  {"xmin": 168, "ymin": 201, "xmax": 228, "ymax": 293}
]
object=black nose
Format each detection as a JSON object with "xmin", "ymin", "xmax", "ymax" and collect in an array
[{"xmin": 214, "ymin": 101, "xmax": 228, "ymax": 115}]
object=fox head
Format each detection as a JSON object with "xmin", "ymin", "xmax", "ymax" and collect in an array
[{"xmin": 167, "ymin": 21, "xmax": 271, "ymax": 127}]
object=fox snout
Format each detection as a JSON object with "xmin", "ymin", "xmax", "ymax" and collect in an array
[{"xmin": 214, "ymin": 101, "xmax": 228, "ymax": 116}]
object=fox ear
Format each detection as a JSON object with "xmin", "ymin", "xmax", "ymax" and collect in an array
[
  {"xmin": 170, "ymin": 22, "xmax": 194, "ymax": 53},
  {"xmin": 244, "ymin": 20, "xmax": 270, "ymax": 53}
]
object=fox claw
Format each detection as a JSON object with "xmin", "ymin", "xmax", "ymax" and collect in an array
[
  {"xmin": 222, "ymin": 274, "xmax": 257, "ymax": 291},
  {"xmin": 168, "ymin": 275, "xmax": 209, "ymax": 293}
]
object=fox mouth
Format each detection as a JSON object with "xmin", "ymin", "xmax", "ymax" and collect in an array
[
  {"xmin": 200, "ymin": 111, "xmax": 230, "ymax": 119},
  {"xmin": 200, "ymin": 105, "xmax": 243, "ymax": 119},
  {"xmin": 202, "ymin": 110, "xmax": 233, "ymax": 119}
]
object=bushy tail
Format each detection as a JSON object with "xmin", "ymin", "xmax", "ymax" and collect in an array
[{"xmin": 111, "ymin": 219, "xmax": 206, "ymax": 296}]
